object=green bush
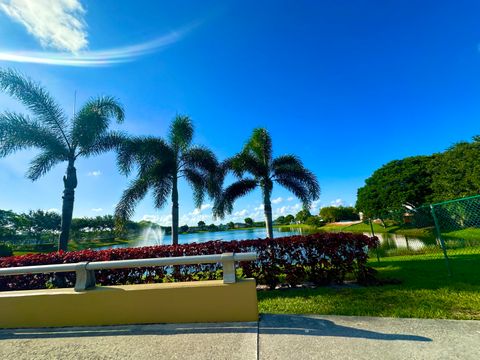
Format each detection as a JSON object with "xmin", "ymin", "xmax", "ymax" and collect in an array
[{"xmin": 0, "ymin": 244, "xmax": 13, "ymax": 257}]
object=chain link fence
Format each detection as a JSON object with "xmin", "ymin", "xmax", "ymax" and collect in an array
[{"xmin": 367, "ymin": 195, "xmax": 480, "ymax": 274}]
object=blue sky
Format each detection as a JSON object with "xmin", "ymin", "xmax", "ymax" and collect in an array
[{"xmin": 1, "ymin": 0, "xmax": 480, "ymax": 225}]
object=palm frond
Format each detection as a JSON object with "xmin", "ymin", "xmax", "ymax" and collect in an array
[
  {"xmin": 116, "ymin": 136, "xmax": 172, "ymax": 175},
  {"xmin": 275, "ymin": 175, "xmax": 320, "ymax": 208},
  {"xmin": 0, "ymin": 112, "xmax": 69, "ymax": 158},
  {"xmin": 72, "ymin": 96, "xmax": 125, "ymax": 152},
  {"xmin": 243, "ymin": 128, "xmax": 272, "ymax": 166},
  {"xmin": 0, "ymin": 68, "xmax": 69, "ymax": 146},
  {"xmin": 213, "ymin": 178, "xmax": 258, "ymax": 219},
  {"xmin": 272, "ymin": 154, "xmax": 303, "ymax": 170},
  {"xmin": 274, "ymin": 164, "xmax": 320, "ymax": 201},
  {"xmin": 79, "ymin": 131, "xmax": 127, "ymax": 158},
  {"xmin": 228, "ymin": 152, "xmax": 265, "ymax": 179},
  {"xmin": 115, "ymin": 177, "xmax": 150, "ymax": 221},
  {"xmin": 168, "ymin": 114, "xmax": 193, "ymax": 151},
  {"xmin": 184, "ymin": 168, "xmax": 207, "ymax": 208},
  {"xmin": 181, "ymin": 146, "xmax": 218, "ymax": 173},
  {"xmin": 152, "ymin": 175, "xmax": 172, "ymax": 209},
  {"xmin": 27, "ymin": 151, "xmax": 64, "ymax": 181}
]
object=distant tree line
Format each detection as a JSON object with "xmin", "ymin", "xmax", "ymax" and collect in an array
[
  {"xmin": 356, "ymin": 136, "xmax": 480, "ymax": 217},
  {"xmin": 0, "ymin": 209, "xmax": 164, "ymax": 244}
]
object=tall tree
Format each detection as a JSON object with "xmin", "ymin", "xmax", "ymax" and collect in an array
[
  {"xmin": 114, "ymin": 115, "xmax": 218, "ymax": 245},
  {"xmin": 0, "ymin": 69, "xmax": 124, "ymax": 250},
  {"xmin": 356, "ymin": 155, "xmax": 434, "ymax": 218},
  {"xmin": 429, "ymin": 138, "xmax": 480, "ymax": 202},
  {"xmin": 213, "ymin": 128, "xmax": 320, "ymax": 238}
]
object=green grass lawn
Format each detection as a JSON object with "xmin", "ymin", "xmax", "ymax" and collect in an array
[
  {"xmin": 258, "ymin": 252, "xmax": 480, "ymax": 320},
  {"xmin": 68, "ymin": 238, "xmax": 132, "ymax": 251},
  {"xmin": 318, "ymin": 222, "xmax": 436, "ymax": 238}
]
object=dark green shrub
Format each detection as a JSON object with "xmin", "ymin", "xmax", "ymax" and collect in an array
[{"xmin": 0, "ymin": 244, "xmax": 13, "ymax": 257}]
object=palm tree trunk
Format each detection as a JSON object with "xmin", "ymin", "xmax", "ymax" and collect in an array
[
  {"xmin": 263, "ymin": 191, "xmax": 274, "ymax": 238},
  {"xmin": 171, "ymin": 174, "xmax": 179, "ymax": 245},
  {"xmin": 58, "ymin": 160, "xmax": 77, "ymax": 251}
]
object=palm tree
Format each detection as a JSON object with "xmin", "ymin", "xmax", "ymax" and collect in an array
[
  {"xmin": 115, "ymin": 115, "xmax": 218, "ymax": 245},
  {"xmin": 0, "ymin": 69, "xmax": 125, "ymax": 251},
  {"xmin": 213, "ymin": 128, "xmax": 320, "ymax": 238}
]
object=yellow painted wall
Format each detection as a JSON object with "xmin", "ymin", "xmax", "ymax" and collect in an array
[{"xmin": 0, "ymin": 279, "xmax": 258, "ymax": 328}]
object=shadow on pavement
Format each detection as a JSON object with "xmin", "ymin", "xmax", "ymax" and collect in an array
[
  {"xmin": 0, "ymin": 315, "xmax": 432, "ymax": 342},
  {"xmin": 259, "ymin": 314, "xmax": 432, "ymax": 342}
]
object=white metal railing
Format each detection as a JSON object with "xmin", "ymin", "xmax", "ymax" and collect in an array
[{"xmin": 0, "ymin": 252, "xmax": 257, "ymax": 292}]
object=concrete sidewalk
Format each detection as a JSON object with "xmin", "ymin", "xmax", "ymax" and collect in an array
[{"xmin": 0, "ymin": 315, "xmax": 479, "ymax": 359}]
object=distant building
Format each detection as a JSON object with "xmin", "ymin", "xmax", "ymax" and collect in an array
[{"xmin": 234, "ymin": 223, "xmax": 247, "ymax": 229}]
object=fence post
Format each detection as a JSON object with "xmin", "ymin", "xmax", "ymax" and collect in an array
[
  {"xmin": 74, "ymin": 262, "xmax": 96, "ymax": 292},
  {"xmin": 221, "ymin": 253, "xmax": 236, "ymax": 284},
  {"xmin": 369, "ymin": 218, "xmax": 380, "ymax": 262},
  {"xmin": 430, "ymin": 205, "xmax": 452, "ymax": 276}
]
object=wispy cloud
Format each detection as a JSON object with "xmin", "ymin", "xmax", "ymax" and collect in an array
[
  {"xmin": 254, "ymin": 204, "xmax": 264, "ymax": 211},
  {"xmin": 233, "ymin": 209, "xmax": 248, "ymax": 217},
  {"xmin": 272, "ymin": 197, "xmax": 283, "ymax": 204},
  {"xmin": 87, "ymin": 170, "xmax": 101, "ymax": 177},
  {"xmin": 191, "ymin": 203, "xmax": 212, "ymax": 215},
  {"xmin": 0, "ymin": 27, "xmax": 192, "ymax": 66},
  {"xmin": 330, "ymin": 198, "xmax": 345, "ymax": 207},
  {"xmin": 91, "ymin": 208, "xmax": 103, "ymax": 212},
  {"xmin": 0, "ymin": 0, "xmax": 87, "ymax": 53}
]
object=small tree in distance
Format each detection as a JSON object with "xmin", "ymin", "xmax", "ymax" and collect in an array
[
  {"xmin": 285, "ymin": 214, "xmax": 295, "ymax": 224},
  {"xmin": 244, "ymin": 217, "xmax": 254, "ymax": 226},
  {"xmin": 295, "ymin": 209, "xmax": 311, "ymax": 224}
]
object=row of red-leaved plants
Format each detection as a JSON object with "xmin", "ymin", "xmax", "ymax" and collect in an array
[{"xmin": 0, "ymin": 232, "xmax": 378, "ymax": 291}]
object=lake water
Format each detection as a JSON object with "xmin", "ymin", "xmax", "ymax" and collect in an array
[
  {"xmin": 97, "ymin": 226, "xmax": 445, "ymax": 256},
  {"xmin": 364, "ymin": 232, "xmax": 434, "ymax": 251},
  {"xmin": 100, "ymin": 227, "xmax": 310, "ymax": 250}
]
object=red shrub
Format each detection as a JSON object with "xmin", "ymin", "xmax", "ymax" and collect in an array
[{"xmin": 0, "ymin": 233, "xmax": 378, "ymax": 291}]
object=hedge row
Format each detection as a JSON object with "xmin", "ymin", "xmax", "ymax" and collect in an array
[{"xmin": 0, "ymin": 232, "xmax": 378, "ymax": 291}]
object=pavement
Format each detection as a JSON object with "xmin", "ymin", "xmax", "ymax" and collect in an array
[{"xmin": 0, "ymin": 314, "xmax": 479, "ymax": 359}]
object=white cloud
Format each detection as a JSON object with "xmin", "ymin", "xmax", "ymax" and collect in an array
[
  {"xmin": 287, "ymin": 197, "xmax": 294, "ymax": 201},
  {"xmin": 275, "ymin": 206, "xmax": 289, "ymax": 216},
  {"xmin": 271, "ymin": 197, "xmax": 283, "ymax": 204},
  {"xmin": 254, "ymin": 204, "xmax": 264, "ymax": 211},
  {"xmin": 310, "ymin": 200, "xmax": 321, "ymax": 212},
  {"xmin": 271, "ymin": 203, "xmax": 302, "ymax": 218},
  {"xmin": 233, "ymin": 209, "xmax": 248, "ymax": 217},
  {"xmin": 0, "ymin": 23, "xmax": 195, "ymax": 66},
  {"xmin": 0, "ymin": 0, "xmax": 87, "ymax": 53},
  {"xmin": 87, "ymin": 170, "xmax": 101, "ymax": 177},
  {"xmin": 330, "ymin": 198, "xmax": 345, "ymax": 207},
  {"xmin": 46, "ymin": 208, "xmax": 59, "ymax": 213},
  {"xmin": 191, "ymin": 203, "xmax": 212, "ymax": 215},
  {"xmin": 91, "ymin": 208, "xmax": 103, "ymax": 212},
  {"xmin": 142, "ymin": 214, "xmax": 172, "ymax": 225},
  {"xmin": 142, "ymin": 207, "xmax": 215, "ymax": 227}
]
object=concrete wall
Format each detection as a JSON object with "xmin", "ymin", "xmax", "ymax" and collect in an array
[{"xmin": 0, "ymin": 279, "xmax": 258, "ymax": 328}]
